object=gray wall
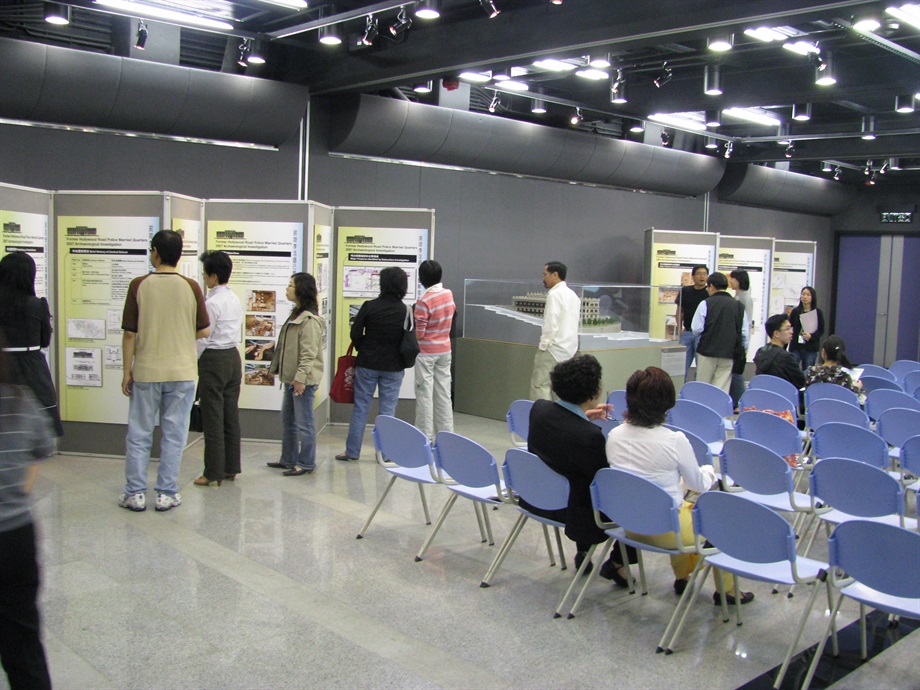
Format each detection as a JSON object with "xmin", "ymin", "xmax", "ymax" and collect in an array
[{"xmin": 832, "ymin": 186, "xmax": 920, "ymax": 235}]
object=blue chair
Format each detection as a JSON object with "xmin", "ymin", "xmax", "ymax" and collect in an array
[
  {"xmin": 667, "ymin": 399, "xmax": 726, "ymax": 455},
  {"xmin": 860, "ymin": 375, "xmax": 903, "ymax": 394},
  {"xmin": 865, "ymin": 388, "xmax": 920, "ymax": 421},
  {"xmin": 358, "ymin": 415, "xmax": 438, "ymax": 539},
  {"xmin": 663, "ymin": 425, "xmax": 713, "ymax": 467},
  {"xmin": 902, "ymin": 370, "xmax": 920, "ymax": 397},
  {"xmin": 857, "ymin": 363, "xmax": 897, "ymax": 381},
  {"xmin": 900, "ymin": 435, "xmax": 920, "ymax": 496},
  {"xmin": 799, "ymin": 521, "xmax": 920, "ymax": 689},
  {"xmin": 680, "ymin": 381, "xmax": 734, "ymax": 430},
  {"xmin": 606, "ymin": 390, "xmax": 628, "ymax": 422},
  {"xmin": 720, "ymin": 438, "xmax": 811, "ymax": 516},
  {"xmin": 661, "ymin": 491, "xmax": 829, "ymax": 689},
  {"xmin": 805, "ymin": 398, "xmax": 870, "ymax": 433},
  {"xmin": 804, "ymin": 382, "xmax": 860, "ymax": 409},
  {"xmin": 481, "ymin": 449, "xmax": 570, "ymax": 588},
  {"xmin": 739, "ymin": 388, "xmax": 796, "ymax": 419},
  {"xmin": 748, "ymin": 374, "xmax": 800, "ymax": 412},
  {"xmin": 591, "ymin": 415, "xmax": 620, "ymax": 437},
  {"xmin": 811, "ymin": 422, "xmax": 890, "ymax": 468},
  {"xmin": 507, "ymin": 399, "xmax": 533, "ymax": 448},
  {"xmin": 876, "ymin": 407, "xmax": 920, "ymax": 459},
  {"xmin": 734, "ymin": 411, "xmax": 803, "ymax": 464},
  {"xmin": 888, "ymin": 359, "xmax": 920, "ymax": 385},
  {"xmin": 416, "ymin": 431, "xmax": 505, "ymax": 561}
]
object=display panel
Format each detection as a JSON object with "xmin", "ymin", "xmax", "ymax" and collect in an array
[
  {"xmin": 1, "ymin": 209, "xmax": 50, "ymax": 299},
  {"xmin": 771, "ymin": 243, "xmax": 815, "ymax": 316},
  {"xmin": 715, "ymin": 240, "xmax": 771, "ymax": 358},
  {"xmin": 312, "ymin": 222, "xmax": 332, "ymax": 407}
]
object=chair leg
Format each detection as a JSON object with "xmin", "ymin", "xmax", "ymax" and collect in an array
[
  {"xmin": 567, "ymin": 539, "xmax": 615, "ymax": 619},
  {"xmin": 554, "ymin": 540, "xmax": 603, "ymax": 619},
  {"xmin": 356, "ymin": 475, "xmax": 398, "ymax": 538},
  {"xmin": 481, "ymin": 503, "xmax": 495, "ymax": 546},
  {"xmin": 481, "ymin": 512, "xmax": 527, "ymax": 587},
  {"xmin": 416, "ymin": 493, "xmax": 458, "ymax": 561},
  {"xmin": 662, "ymin": 561, "xmax": 711, "ymax": 654},
  {"xmin": 801, "ymin": 592, "xmax": 846, "ymax": 690},
  {"xmin": 540, "ymin": 524, "xmax": 555, "ymax": 566},
  {"xmin": 773, "ymin": 575, "xmax": 826, "ymax": 689},
  {"xmin": 733, "ymin": 577, "xmax": 743, "ymax": 627},
  {"xmin": 553, "ymin": 526, "xmax": 567, "ymax": 570},
  {"xmin": 417, "ymin": 483, "xmax": 431, "ymax": 525},
  {"xmin": 635, "ymin": 552, "xmax": 649, "ymax": 595},
  {"xmin": 715, "ymin": 569, "xmax": 730, "ymax": 623},
  {"xmin": 859, "ymin": 602, "xmax": 867, "ymax": 659},
  {"xmin": 472, "ymin": 502, "xmax": 487, "ymax": 543}
]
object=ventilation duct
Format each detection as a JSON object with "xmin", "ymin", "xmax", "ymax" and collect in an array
[
  {"xmin": 0, "ymin": 37, "xmax": 308, "ymax": 147},
  {"xmin": 328, "ymin": 94, "xmax": 725, "ymax": 197},
  {"xmin": 718, "ymin": 163, "xmax": 854, "ymax": 216}
]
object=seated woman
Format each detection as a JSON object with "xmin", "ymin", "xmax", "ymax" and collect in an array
[
  {"xmin": 804, "ymin": 335, "xmax": 861, "ymax": 393},
  {"xmin": 605, "ymin": 367, "xmax": 753, "ymax": 605}
]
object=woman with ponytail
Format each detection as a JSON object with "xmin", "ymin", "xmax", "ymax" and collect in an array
[{"xmin": 804, "ymin": 335, "xmax": 862, "ymax": 392}]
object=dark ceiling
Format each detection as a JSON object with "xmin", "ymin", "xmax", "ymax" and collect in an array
[{"xmin": 2, "ymin": 0, "xmax": 919, "ymax": 188}]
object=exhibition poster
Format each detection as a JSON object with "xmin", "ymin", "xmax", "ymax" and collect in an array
[
  {"xmin": 171, "ymin": 217, "xmax": 202, "ymax": 282},
  {"xmin": 335, "ymin": 226, "xmax": 430, "ymax": 399},
  {"xmin": 57, "ymin": 215, "xmax": 158, "ymax": 423},
  {"xmin": 771, "ymin": 251, "xmax": 814, "ymax": 315},
  {"xmin": 1, "ymin": 209, "xmax": 50, "ymax": 298},
  {"xmin": 313, "ymin": 223, "xmax": 332, "ymax": 407},
  {"xmin": 207, "ymin": 219, "xmax": 304, "ymax": 411},
  {"xmin": 648, "ymin": 242, "xmax": 716, "ymax": 340},
  {"xmin": 715, "ymin": 246, "xmax": 771, "ymax": 358}
]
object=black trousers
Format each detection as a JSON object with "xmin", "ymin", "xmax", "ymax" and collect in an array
[
  {"xmin": 198, "ymin": 348, "xmax": 242, "ymax": 481},
  {"xmin": 0, "ymin": 521, "xmax": 52, "ymax": 690}
]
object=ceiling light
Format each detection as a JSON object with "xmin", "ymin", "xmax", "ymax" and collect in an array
[
  {"xmin": 501, "ymin": 80, "xmax": 529, "ymax": 92},
  {"xmin": 480, "ymin": 0, "xmax": 500, "ymax": 18},
  {"xmin": 589, "ymin": 53, "xmax": 611, "ymax": 68},
  {"xmin": 135, "ymin": 20, "xmax": 148, "ymax": 50},
  {"xmin": 724, "ymin": 141, "xmax": 733, "ymax": 159},
  {"xmin": 609, "ymin": 69, "xmax": 627, "ymax": 103},
  {"xmin": 867, "ymin": 171, "xmax": 878, "ymax": 185},
  {"xmin": 570, "ymin": 108, "xmax": 583, "ymax": 125},
  {"xmin": 413, "ymin": 81, "xmax": 433, "ymax": 94},
  {"xmin": 864, "ymin": 161, "xmax": 873, "ymax": 175},
  {"xmin": 576, "ymin": 68, "xmax": 609, "ymax": 80},
  {"xmin": 459, "ymin": 70, "xmax": 492, "ymax": 83},
  {"xmin": 784, "ymin": 143, "xmax": 795, "ymax": 158},
  {"xmin": 889, "ymin": 157, "xmax": 902, "ymax": 170},
  {"xmin": 648, "ymin": 113, "xmax": 707, "ymax": 131},
  {"xmin": 415, "ymin": 0, "xmax": 441, "ymax": 20},
  {"xmin": 653, "ymin": 62, "xmax": 672, "ymax": 88},
  {"xmin": 792, "ymin": 103, "xmax": 812, "ymax": 121},
  {"xmin": 777, "ymin": 124, "xmax": 791, "ymax": 145},
  {"xmin": 44, "ymin": 2, "xmax": 71, "ymax": 24},
  {"xmin": 488, "ymin": 93, "xmax": 500, "ymax": 113},
  {"xmin": 705, "ymin": 109, "xmax": 721, "ymax": 127},
  {"xmin": 246, "ymin": 39, "xmax": 267, "ymax": 64},
  {"xmin": 722, "ymin": 107, "xmax": 782, "ymax": 126},
  {"xmin": 833, "ymin": 166, "xmax": 842, "ymax": 180},
  {"xmin": 255, "ymin": 0, "xmax": 306, "ymax": 7},
  {"xmin": 531, "ymin": 98, "xmax": 547, "ymax": 114},
  {"xmin": 388, "ymin": 7, "xmax": 412, "ymax": 36},
  {"xmin": 237, "ymin": 39, "xmax": 250, "ymax": 67},
  {"xmin": 318, "ymin": 25, "xmax": 342, "ymax": 45},
  {"xmin": 95, "ymin": 0, "xmax": 235, "ymax": 30},
  {"xmin": 707, "ymin": 34, "xmax": 734, "ymax": 52},
  {"xmin": 815, "ymin": 52, "xmax": 836, "ymax": 85},
  {"xmin": 886, "ymin": 4, "xmax": 920, "ymax": 30},
  {"xmin": 361, "ymin": 15, "xmax": 379, "ymax": 45},
  {"xmin": 660, "ymin": 129, "xmax": 672, "ymax": 147},
  {"xmin": 744, "ymin": 27, "xmax": 790, "ymax": 42},
  {"xmin": 705, "ymin": 137, "xmax": 719, "ymax": 149},
  {"xmin": 551, "ymin": 0, "xmax": 563, "ymax": 4},
  {"xmin": 821, "ymin": 161, "xmax": 833, "ymax": 172},
  {"xmin": 895, "ymin": 94, "xmax": 916, "ymax": 113},
  {"xmin": 629, "ymin": 120, "xmax": 645, "ymax": 133},
  {"xmin": 703, "ymin": 64, "xmax": 722, "ymax": 95},
  {"xmin": 879, "ymin": 160, "xmax": 890, "ymax": 174},
  {"xmin": 861, "ymin": 115, "xmax": 877, "ymax": 140},
  {"xmin": 533, "ymin": 58, "xmax": 577, "ymax": 72},
  {"xmin": 782, "ymin": 40, "xmax": 820, "ymax": 56},
  {"xmin": 852, "ymin": 14, "xmax": 882, "ymax": 31},
  {"xmin": 492, "ymin": 71, "xmax": 510, "ymax": 81}
]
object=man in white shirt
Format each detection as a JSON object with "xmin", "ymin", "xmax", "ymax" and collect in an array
[{"xmin": 530, "ymin": 261, "xmax": 580, "ymax": 400}]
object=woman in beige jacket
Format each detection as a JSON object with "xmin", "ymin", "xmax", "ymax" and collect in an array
[{"xmin": 267, "ymin": 273, "xmax": 325, "ymax": 476}]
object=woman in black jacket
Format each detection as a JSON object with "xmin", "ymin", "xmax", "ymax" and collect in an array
[{"xmin": 788, "ymin": 286, "xmax": 824, "ymax": 371}]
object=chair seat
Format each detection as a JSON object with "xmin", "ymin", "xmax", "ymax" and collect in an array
[
  {"xmin": 447, "ymin": 483, "xmax": 504, "ymax": 504},
  {"xmin": 708, "ymin": 441, "xmax": 724, "ymax": 455},
  {"xmin": 730, "ymin": 489, "xmax": 810, "ymax": 514},
  {"xmin": 705, "ymin": 552, "xmax": 826, "ymax": 586},
  {"xmin": 723, "ymin": 418, "xmax": 734, "ymax": 431},
  {"xmin": 818, "ymin": 508, "xmax": 918, "ymax": 531},
  {"xmin": 603, "ymin": 526, "xmax": 687, "ymax": 557},
  {"xmin": 838, "ymin": 581, "xmax": 920, "ymax": 619},
  {"xmin": 517, "ymin": 506, "xmax": 566, "ymax": 529},
  {"xmin": 387, "ymin": 464, "xmax": 439, "ymax": 485},
  {"xmin": 889, "ymin": 447, "xmax": 900, "ymax": 459}
]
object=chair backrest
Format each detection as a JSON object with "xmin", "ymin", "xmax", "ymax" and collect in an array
[
  {"xmin": 693, "ymin": 491, "xmax": 797, "ymax": 564},
  {"xmin": 860, "ymin": 375, "xmax": 903, "ymax": 394},
  {"xmin": 889, "ymin": 360, "xmax": 920, "ymax": 385},
  {"xmin": 804, "ymin": 382, "xmax": 861, "ymax": 409},
  {"xmin": 876, "ymin": 408, "xmax": 920, "ymax": 449},
  {"xmin": 591, "ymin": 416, "xmax": 620, "ymax": 437},
  {"xmin": 734, "ymin": 410, "xmax": 802, "ymax": 458},
  {"xmin": 667, "ymin": 399, "xmax": 725, "ymax": 445},
  {"xmin": 810, "ymin": 457, "xmax": 905, "ymax": 519},
  {"xmin": 865, "ymin": 389, "xmax": 920, "ymax": 421},
  {"xmin": 903, "ymin": 370, "xmax": 920, "ymax": 396},
  {"xmin": 506, "ymin": 399, "xmax": 534, "ymax": 446},
  {"xmin": 828, "ymin": 521, "xmax": 920, "ymax": 599},
  {"xmin": 811, "ymin": 422, "xmax": 890, "ymax": 468},
  {"xmin": 663, "ymin": 424, "xmax": 713, "ymax": 467},
  {"xmin": 679, "ymin": 381, "xmax": 734, "ymax": 419},
  {"xmin": 503, "ymin": 448, "xmax": 569, "ymax": 512},
  {"xmin": 857, "ymin": 363, "xmax": 897, "ymax": 381},
  {"xmin": 900, "ymin": 435, "xmax": 920, "ymax": 478},
  {"xmin": 748, "ymin": 374, "xmax": 800, "ymax": 410},
  {"xmin": 434, "ymin": 432, "xmax": 502, "ymax": 489},
  {"xmin": 591, "ymin": 468, "xmax": 681, "ymax": 537},
  {"xmin": 805, "ymin": 398, "xmax": 870, "ymax": 432},
  {"xmin": 739, "ymin": 388, "xmax": 796, "ymax": 419},
  {"xmin": 373, "ymin": 415, "xmax": 433, "ymax": 469},
  {"xmin": 606, "ymin": 390, "xmax": 628, "ymax": 422},
  {"xmin": 721, "ymin": 438, "xmax": 794, "ymax": 496}
]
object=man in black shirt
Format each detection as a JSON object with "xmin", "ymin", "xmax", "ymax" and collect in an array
[
  {"xmin": 754, "ymin": 314, "xmax": 806, "ymax": 389},
  {"xmin": 674, "ymin": 264, "xmax": 709, "ymax": 378}
]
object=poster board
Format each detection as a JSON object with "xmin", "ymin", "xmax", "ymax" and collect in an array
[
  {"xmin": 167, "ymin": 193, "xmax": 205, "ymax": 283},
  {"xmin": 311, "ymin": 203, "xmax": 335, "ymax": 409},
  {"xmin": 771, "ymin": 240, "xmax": 816, "ymax": 316},
  {"xmin": 715, "ymin": 236, "xmax": 772, "ymax": 358}
]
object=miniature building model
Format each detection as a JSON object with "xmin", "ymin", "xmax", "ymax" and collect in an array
[{"xmin": 511, "ymin": 293, "xmax": 601, "ymax": 321}]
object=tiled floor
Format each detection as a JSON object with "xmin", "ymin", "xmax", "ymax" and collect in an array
[{"xmin": 7, "ymin": 413, "xmax": 918, "ymax": 690}]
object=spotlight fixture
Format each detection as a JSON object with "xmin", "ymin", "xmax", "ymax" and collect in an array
[
  {"xmin": 550, "ymin": 0, "xmax": 563, "ymax": 4},
  {"xmin": 660, "ymin": 128, "xmax": 672, "ymax": 147},
  {"xmin": 458, "ymin": 70, "xmax": 492, "ymax": 83},
  {"xmin": 570, "ymin": 107, "xmax": 583, "ymax": 125},
  {"xmin": 783, "ymin": 40, "xmax": 820, "ymax": 56},
  {"xmin": 867, "ymin": 171, "xmax": 878, "ymax": 185},
  {"xmin": 610, "ymin": 71, "xmax": 627, "ymax": 104},
  {"xmin": 44, "ymin": 2, "xmax": 71, "ymax": 24},
  {"xmin": 237, "ymin": 39, "xmax": 251, "ymax": 67},
  {"xmin": 879, "ymin": 160, "xmax": 889, "ymax": 174},
  {"xmin": 890, "ymin": 157, "xmax": 902, "ymax": 170},
  {"xmin": 861, "ymin": 115, "xmax": 877, "ymax": 140},
  {"xmin": 852, "ymin": 14, "xmax": 882, "ymax": 32},
  {"xmin": 361, "ymin": 15, "xmax": 379, "ymax": 45},
  {"xmin": 629, "ymin": 120, "xmax": 645, "ymax": 133},
  {"xmin": 777, "ymin": 124, "xmax": 791, "ymax": 145},
  {"xmin": 821, "ymin": 161, "xmax": 833, "ymax": 172},
  {"xmin": 589, "ymin": 53, "xmax": 611, "ymax": 69},
  {"xmin": 388, "ymin": 6, "xmax": 412, "ymax": 36},
  {"xmin": 246, "ymin": 39, "xmax": 266, "ymax": 64},
  {"xmin": 703, "ymin": 64, "xmax": 722, "ymax": 95},
  {"xmin": 488, "ymin": 93, "xmax": 500, "ymax": 113},
  {"xmin": 415, "ymin": 0, "xmax": 440, "ymax": 19},
  {"xmin": 135, "ymin": 20, "xmax": 148, "ymax": 50},
  {"xmin": 704, "ymin": 137, "xmax": 719, "ymax": 149},
  {"xmin": 887, "ymin": 3, "xmax": 920, "ymax": 30},
  {"xmin": 653, "ymin": 62, "xmax": 672, "ymax": 88},
  {"xmin": 864, "ymin": 161, "xmax": 873, "ymax": 175},
  {"xmin": 480, "ymin": 0, "xmax": 500, "ymax": 18},
  {"xmin": 792, "ymin": 103, "xmax": 812, "ymax": 121},
  {"xmin": 413, "ymin": 81, "xmax": 433, "ymax": 94},
  {"xmin": 318, "ymin": 24, "xmax": 342, "ymax": 45},
  {"xmin": 724, "ymin": 141, "xmax": 733, "ymax": 159},
  {"xmin": 784, "ymin": 143, "xmax": 795, "ymax": 158},
  {"xmin": 707, "ymin": 34, "xmax": 734, "ymax": 52},
  {"xmin": 575, "ymin": 68, "xmax": 609, "ymax": 80},
  {"xmin": 815, "ymin": 52, "xmax": 836, "ymax": 85},
  {"xmin": 704, "ymin": 109, "xmax": 721, "ymax": 127},
  {"xmin": 531, "ymin": 98, "xmax": 547, "ymax": 114},
  {"xmin": 895, "ymin": 94, "xmax": 915, "ymax": 113},
  {"xmin": 834, "ymin": 166, "xmax": 842, "ymax": 181}
]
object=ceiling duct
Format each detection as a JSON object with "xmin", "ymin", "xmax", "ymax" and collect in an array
[
  {"xmin": 718, "ymin": 163, "xmax": 855, "ymax": 216},
  {"xmin": 328, "ymin": 94, "xmax": 725, "ymax": 197},
  {"xmin": 0, "ymin": 37, "xmax": 308, "ymax": 147}
]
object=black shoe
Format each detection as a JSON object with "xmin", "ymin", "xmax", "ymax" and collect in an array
[
  {"xmin": 599, "ymin": 558, "xmax": 629, "ymax": 588},
  {"xmin": 713, "ymin": 591, "xmax": 755, "ymax": 606},
  {"xmin": 674, "ymin": 578, "xmax": 689, "ymax": 595},
  {"xmin": 335, "ymin": 453, "xmax": 358, "ymax": 462},
  {"xmin": 573, "ymin": 551, "xmax": 594, "ymax": 576},
  {"xmin": 282, "ymin": 466, "xmax": 314, "ymax": 476},
  {"xmin": 267, "ymin": 462, "xmax": 292, "ymax": 469}
]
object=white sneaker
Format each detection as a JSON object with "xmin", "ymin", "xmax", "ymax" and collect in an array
[
  {"xmin": 118, "ymin": 492, "xmax": 146, "ymax": 512},
  {"xmin": 155, "ymin": 492, "xmax": 181, "ymax": 512}
]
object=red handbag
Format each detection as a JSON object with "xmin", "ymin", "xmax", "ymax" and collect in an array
[{"xmin": 330, "ymin": 344, "xmax": 356, "ymax": 404}]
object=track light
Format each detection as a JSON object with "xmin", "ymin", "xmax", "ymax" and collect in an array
[
  {"xmin": 237, "ymin": 39, "xmax": 250, "ymax": 67},
  {"xmin": 570, "ymin": 107, "xmax": 583, "ymax": 125},
  {"xmin": 488, "ymin": 93, "xmax": 500, "ymax": 113},
  {"xmin": 895, "ymin": 94, "xmax": 915, "ymax": 113},
  {"xmin": 415, "ymin": 0, "xmax": 440, "ymax": 19},
  {"xmin": 589, "ymin": 53, "xmax": 611, "ymax": 68},
  {"xmin": 247, "ymin": 39, "xmax": 266, "ymax": 64},
  {"xmin": 660, "ymin": 128, "xmax": 672, "ymax": 147},
  {"xmin": 890, "ymin": 157, "xmax": 902, "ymax": 170},
  {"xmin": 413, "ymin": 81, "xmax": 433, "ymax": 94},
  {"xmin": 551, "ymin": 0, "xmax": 563, "ymax": 4},
  {"xmin": 834, "ymin": 166, "xmax": 842, "ymax": 181},
  {"xmin": 318, "ymin": 24, "xmax": 342, "ymax": 45},
  {"xmin": 361, "ymin": 15, "xmax": 379, "ymax": 45},
  {"xmin": 44, "ymin": 2, "xmax": 71, "ymax": 24},
  {"xmin": 707, "ymin": 34, "xmax": 734, "ymax": 52},
  {"xmin": 815, "ymin": 51, "xmax": 836, "ymax": 85},
  {"xmin": 852, "ymin": 13, "xmax": 882, "ymax": 32},
  {"xmin": 480, "ymin": 0, "xmax": 500, "ymax": 18},
  {"xmin": 531, "ymin": 98, "xmax": 547, "ymax": 114},
  {"xmin": 724, "ymin": 141, "xmax": 733, "ymax": 159},
  {"xmin": 864, "ymin": 161, "xmax": 873, "ymax": 175},
  {"xmin": 135, "ymin": 20, "xmax": 148, "ymax": 50},
  {"xmin": 704, "ymin": 137, "xmax": 718, "ymax": 150},
  {"xmin": 629, "ymin": 120, "xmax": 645, "ymax": 133},
  {"xmin": 867, "ymin": 171, "xmax": 878, "ymax": 185},
  {"xmin": 821, "ymin": 161, "xmax": 833, "ymax": 172},
  {"xmin": 792, "ymin": 103, "xmax": 812, "ymax": 121},
  {"xmin": 879, "ymin": 160, "xmax": 889, "ymax": 174},
  {"xmin": 653, "ymin": 62, "xmax": 672, "ymax": 88},
  {"xmin": 388, "ymin": 7, "xmax": 412, "ymax": 36},
  {"xmin": 703, "ymin": 64, "xmax": 722, "ymax": 95},
  {"xmin": 705, "ymin": 109, "xmax": 721, "ymax": 127},
  {"xmin": 610, "ymin": 71, "xmax": 627, "ymax": 104},
  {"xmin": 784, "ymin": 143, "xmax": 795, "ymax": 158},
  {"xmin": 861, "ymin": 115, "xmax": 877, "ymax": 140}
]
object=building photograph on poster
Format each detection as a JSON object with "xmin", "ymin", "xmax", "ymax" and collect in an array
[{"xmin": 1, "ymin": 209, "xmax": 49, "ymax": 298}]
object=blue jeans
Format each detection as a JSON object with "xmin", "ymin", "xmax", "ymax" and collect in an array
[
  {"xmin": 280, "ymin": 383, "xmax": 317, "ymax": 469},
  {"xmin": 345, "ymin": 366, "xmax": 405, "ymax": 458},
  {"xmin": 124, "ymin": 380, "xmax": 196, "ymax": 496},
  {"xmin": 793, "ymin": 350, "xmax": 817, "ymax": 370},
  {"xmin": 680, "ymin": 330, "xmax": 700, "ymax": 377}
]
